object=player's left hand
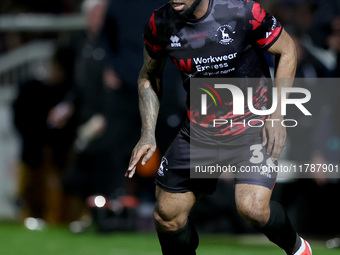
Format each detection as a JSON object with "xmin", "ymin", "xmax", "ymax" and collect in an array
[
  {"xmin": 126, "ymin": 134, "xmax": 157, "ymax": 178},
  {"xmin": 261, "ymin": 117, "xmax": 286, "ymax": 160}
]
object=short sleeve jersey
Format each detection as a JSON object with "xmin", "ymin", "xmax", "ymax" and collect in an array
[{"xmin": 144, "ymin": 0, "xmax": 282, "ymax": 140}]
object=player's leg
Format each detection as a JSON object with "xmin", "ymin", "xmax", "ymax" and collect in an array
[
  {"xmin": 154, "ymin": 185, "xmax": 198, "ymax": 255},
  {"xmin": 235, "ymin": 183, "xmax": 272, "ymax": 227},
  {"xmin": 153, "ymin": 127, "xmax": 219, "ymax": 255},
  {"xmin": 235, "ymin": 183, "xmax": 311, "ymax": 255}
]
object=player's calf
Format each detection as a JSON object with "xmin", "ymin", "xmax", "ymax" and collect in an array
[
  {"xmin": 153, "ymin": 208, "xmax": 187, "ymax": 232},
  {"xmin": 257, "ymin": 201, "xmax": 304, "ymax": 255},
  {"xmin": 236, "ymin": 198, "xmax": 270, "ymax": 228},
  {"xmin": 153, "ymin": 187, "xmax": 198, "ymax": 255},
  {"xmin": 156, "ymin": 218, "xmax": 199, "ymax": 255},
  {"xmin": 153, "ymin": 207, "xmax": 199, "ymax": 255},
  {"xmin": 235, "ymin": 183, "xmax": 272, "ymax": 228}
]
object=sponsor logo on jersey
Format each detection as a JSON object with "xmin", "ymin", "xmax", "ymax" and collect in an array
[
  {"xmin": 216, "ymin": 25, "xmax": 235, "ymax": 45},
  {"xmin": 170, "ymin": 35, "xmax": 181, "ymax": 47},
  {"xmin": 193, "ymin": 53, "xmax": 237, "ymax": 65},
  {"xmin": 172, "ymin": 58, "xmax": 192, "ymax": 72}
]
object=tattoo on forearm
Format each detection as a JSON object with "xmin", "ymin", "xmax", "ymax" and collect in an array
[
  {"xmin": 139, "ymin": 82, "xmax": 159, "ymax": 146},
  {"xmin": 137, "ymin": 53, "xmax": 164, "ymax": 146}
]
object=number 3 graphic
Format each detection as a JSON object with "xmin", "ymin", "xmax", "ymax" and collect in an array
[
  {"xmin": 249, "ymin": 144, "xmax": 264, "ymax": 164},
  {"xmin": 250, "ymin": 144, "xmax": 276, "ymax": 166}
]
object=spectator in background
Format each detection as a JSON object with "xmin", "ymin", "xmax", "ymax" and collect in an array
[
  {"xmin": 12, "ymin": 45, "xmax": 76, "ymax": 226},
  {"xmin": 304, "ymin": 0, "xmax": 340, "ymax": 182},
  {"xmin": 48, "ymin": 0, "xmax": 113, "ymax": 230},
  {"xmin": 0, "ymin": 0, "xmax": 82, "ymax": 55},
  {"xmin": 308, "ymin": 0, "xmax": 340, "ymax": 76},
  {"xmin": 48, "ymin": 0, "xmax": 184, "ymax": 232},
  {"xmin": 101, "ymin": 0, "xmax": 185, "ymax": 201},
  {"xmin": 304, "ymin": 0, "xmax": 340, "ymax": 240},
  {"xmin": 0, "ymin": 0, "xmax": 82, "ymax": 14},
  {"xmin": 268, "ymin": 0, "xmax": 315, "ymax": 31},
  {"xmin": 291, "ymin": 29, "xmax": 330, "ymax": 78},
  {"xmin": 267, "ymin": 0, "xmax": 340, "ymax": 238},
  {"xmin": 49, "ymin": 0, "xmax": 146, "ymax": 232}
]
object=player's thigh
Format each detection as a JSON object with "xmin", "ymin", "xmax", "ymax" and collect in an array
[
  {"xmin": 155, "ymin": 185, "xmax": 196, "ymax": 223},
  {"xmin": 234, "ymin": 183, "xmax": 272, "ymax": 224}
]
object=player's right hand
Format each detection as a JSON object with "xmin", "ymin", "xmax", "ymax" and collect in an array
[{"xmin": 126, "ymin": 135, "xmax": 156, "ymax": 178}]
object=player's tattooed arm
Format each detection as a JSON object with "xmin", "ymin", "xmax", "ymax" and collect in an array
[
  {"xmin": 126, "ymin": 48, "xmax": 167, "ymax": 178},
  {"xmin": 263, "ymin": 29, "xmax": 297, "ymax": 160}
]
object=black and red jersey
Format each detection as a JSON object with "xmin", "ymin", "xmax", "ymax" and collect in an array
[{"xmin": 144, "ymin": 0, "xmax": 282, "ymax": 140}]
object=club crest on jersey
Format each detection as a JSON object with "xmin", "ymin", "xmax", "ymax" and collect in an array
[
  {"xmin": 157, "ymin": 157, "xmax": 169, "ymax": 176},
  {"xmin": 170, "ymin": 35, "xmax": 181, "ymax": 47},
  {"xmin": 216, "ymin": 25, "xmax": 235, "ymax": 45}
]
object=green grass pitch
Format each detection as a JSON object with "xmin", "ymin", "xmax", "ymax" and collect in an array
[{"xmin": 0, "ymin": 222, "xmax": 338, "ymax": 255}]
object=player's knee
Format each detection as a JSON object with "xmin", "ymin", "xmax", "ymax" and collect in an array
[
  {"xmin": 236, "ymin": 200, "xmax": 270, "ymax": 228},
  {"xmin": 153, "ymin": 207, "xmax": 186, "ymax": 232}
]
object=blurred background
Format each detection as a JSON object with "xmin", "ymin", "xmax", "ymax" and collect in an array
[{"xmin": 0, "ymin": 0, "xmax": 339, "ymax": 249}]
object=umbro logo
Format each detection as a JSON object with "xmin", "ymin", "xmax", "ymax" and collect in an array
[{"xmin": 170, "ymin": 35, "xmax": 181, "ymax": 47}]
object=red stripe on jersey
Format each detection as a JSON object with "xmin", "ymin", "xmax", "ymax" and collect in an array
[
  {"xmin": 187, "ymin": 110, "xmax": 191, "ymax": 119},
  {"xmin": 144, "ymin": 38, "xmax": 163, "ymax": 53},
  {"xmin": 260, "ymin": 88, "xmax": 267, "ymax": 97},
  {"xmin": 149, "ymin": 12, "xmax": 158, "ymax": 36},
  {"xmin": 200, "ymin": 114, "xmax": 218, "ymax": 128},
  {"xmin": 218, "ymin": 107, "xmax": 253, "ymax": 121},
  {"xmin": 249, "ymin": 2, "xmax": 266, "ymax": 30},
  {"xmin": 256, "ymin": 26, "xmax": 282, "ymax": 47}
]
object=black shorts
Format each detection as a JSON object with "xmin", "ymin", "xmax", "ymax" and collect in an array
[{"xmin": 155, "ymin": 127, "xmax": 278, "ymax": 195}]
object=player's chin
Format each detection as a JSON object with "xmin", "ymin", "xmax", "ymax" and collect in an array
[
  {"xmin": 171, "ymin": 8, "xmax": 188, "ymax": 19},
  {"xmin": 171, "ymin": 8, "xmax": 186, "ymax": 15}
]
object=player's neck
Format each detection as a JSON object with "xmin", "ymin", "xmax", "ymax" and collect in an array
[{"xmin": 193, "ymin": 0, "xmax": 210, "ymax": 19}]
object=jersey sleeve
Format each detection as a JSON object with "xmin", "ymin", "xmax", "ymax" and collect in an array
[
  {"xmin": 246, "ymin": 1, "xmax": 282, "ymax": 50},
  {"xmin": 143, "ymin": 12, "xmax": 166, "ymax": 59}
]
